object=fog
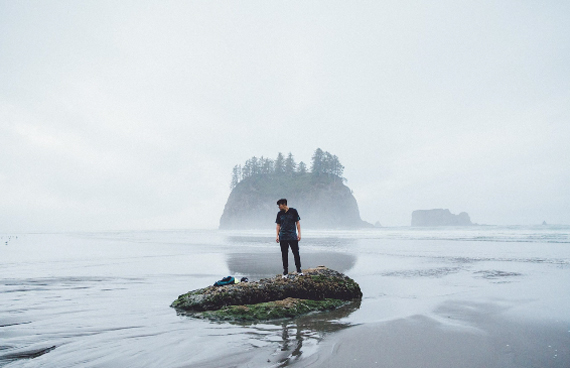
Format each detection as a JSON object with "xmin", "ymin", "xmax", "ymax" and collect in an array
[{"xmin": 1, "ymin": 1, "xmax": 569, "ymax": 232}]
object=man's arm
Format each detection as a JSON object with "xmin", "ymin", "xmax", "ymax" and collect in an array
[
  {"xmin": 276, "ymin": 224, "xmax": 280, "ymax": 243},
  {"xmin": 296, "ymin": 221, "xmax": 301, "ymax": 241}
]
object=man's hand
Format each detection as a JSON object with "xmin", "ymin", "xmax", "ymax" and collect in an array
[
  {"xmin": 297, "ymin": 235, "xmax": 301, "ymax": 241},
  {"xmin": 276, "ymin": 236, "xmax": 280, "ymax": 243}
]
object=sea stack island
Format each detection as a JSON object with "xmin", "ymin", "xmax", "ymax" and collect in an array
[{"xmin": 220, "ymin": 149, "xmax": 372, "ymax": 229}]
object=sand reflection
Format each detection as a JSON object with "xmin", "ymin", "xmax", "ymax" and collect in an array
[{"xmin": 224, "ymin": 300, "xmax": 361, "ymax": 367}]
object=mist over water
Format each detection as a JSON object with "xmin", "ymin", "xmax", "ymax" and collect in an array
[{"xmin": 1, "ymin": 226, "xmax": 569, "ymax": 367}]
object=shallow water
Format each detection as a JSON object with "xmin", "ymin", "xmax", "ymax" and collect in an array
[{"xmin": 1, "ymin": 226, "xmax": 569, "ymax": 367}]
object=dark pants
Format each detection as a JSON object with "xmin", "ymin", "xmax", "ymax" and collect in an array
[{"xmin": 280, "ymin": 239, "xmax": 301, "ymax": 274}]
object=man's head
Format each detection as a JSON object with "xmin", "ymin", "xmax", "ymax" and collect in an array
[{"xmin": 277, "ymin": 198, "xmax": 288, "ymax": 211}]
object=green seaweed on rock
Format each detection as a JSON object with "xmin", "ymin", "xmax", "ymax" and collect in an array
[
  {"xmin": 171, "ymin": 266, "xmax": 362, "ymax": 321},
  {"xmin": 197, "ymin": 298, "xmax": 350, "ymax": 322}
]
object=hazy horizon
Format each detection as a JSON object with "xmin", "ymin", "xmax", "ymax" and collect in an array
[{"xmin": 1, "ymin": 1, "xmax": 569, "ymax": 232}]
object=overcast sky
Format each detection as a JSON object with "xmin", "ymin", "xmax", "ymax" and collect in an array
[{"xmin": 1, "ymin": 1, "xmax": 569, "ymax": 232}]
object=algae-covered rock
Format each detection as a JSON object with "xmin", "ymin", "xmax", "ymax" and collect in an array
[
  {"xmin": 171, "ymin": 267, "xmax": 362, "ymax": 321},
  {"xmin": 196, "ymin": 297, "xmax": 355, "ymax": 322}
]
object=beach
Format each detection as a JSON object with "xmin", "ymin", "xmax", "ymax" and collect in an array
[
  {"xmin": 1, "ymin": 227, "xmax": 569, "ymax": 367},
  {"xmin": 302, "ymin": 302, "xmax": 569, "ymax": 367}
]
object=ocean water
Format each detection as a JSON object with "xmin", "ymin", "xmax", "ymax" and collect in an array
[{"xmin": 1, "ymin": 226, "xmax": 569, "ymax": 367}]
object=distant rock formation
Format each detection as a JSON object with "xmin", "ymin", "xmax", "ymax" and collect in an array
[
  {"xmin": 411, "ymin": 209, "xmax": 473, "ymax": 227},
  {"xmin": 542, "ymin": 221, "xmax": 547, "ymax": 225},
  {"xmin": 220, "ymin": 174, "xmax": 372, "ymax": 229}
]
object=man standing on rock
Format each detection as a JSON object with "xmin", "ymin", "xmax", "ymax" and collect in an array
[{"xmin": 275, "ymin": 198, "xmax": 303, "ymax": 279}]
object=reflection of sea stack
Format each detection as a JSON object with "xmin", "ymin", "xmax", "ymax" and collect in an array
[
  {"xmin": 411, "ymin": 209, "xmax": 473, "ymax": 226},
  {"xmin": 227, "ymin": 251, "xmax": 357, "ymax": 278}
]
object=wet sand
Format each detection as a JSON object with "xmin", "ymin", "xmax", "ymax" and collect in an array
[
  {"xmin": 178, "ymin": 300, "xmax": 570, "ymax": 368},
  {"xmin": 299, "ymin": 301, "xmax": 570, "ymax": 368}
]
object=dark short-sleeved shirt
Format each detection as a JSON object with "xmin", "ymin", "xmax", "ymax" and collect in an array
[{"xmin": 275, "ymin": 208, "xmax": 300, "ymax": 241}]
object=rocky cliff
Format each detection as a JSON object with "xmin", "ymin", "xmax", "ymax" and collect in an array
[
  {"xmin": 219, "ymin": 173, "xmax": 371, "ymax": 229},
  {"xmin": 411, "ymin": 209, "xmax": 473, "ymax": 226}
]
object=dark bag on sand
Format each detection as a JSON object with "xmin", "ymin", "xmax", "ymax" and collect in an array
[{"xmin": 214, "ymin": 276, "xmax": 235, "ymax": 286}]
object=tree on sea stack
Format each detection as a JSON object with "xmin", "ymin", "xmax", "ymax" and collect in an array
[
  {"xmin": 260, "ymin": 156, "xmax": 274, "ymax": 174},
  {"xmin": 274, "ymin": 152, "xmax": 285, "ymax": 175},
  {"xmin": 310, "ymin": 148, "xmax": 344, "ymax": 178},
  {"xmin": 285, "ymin": 152, "xmax": 296, "ymax": 175},
  {"xmin": 229, "ymin": 148, "xmax": 345, "ymax": 187},
  {"xmin": 230, "ymin": 165, "xmax": 241, "ymax": 189},
  {"xmin": 310, "ymin": 148, "xmax": 325, "ymax": 174}
]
